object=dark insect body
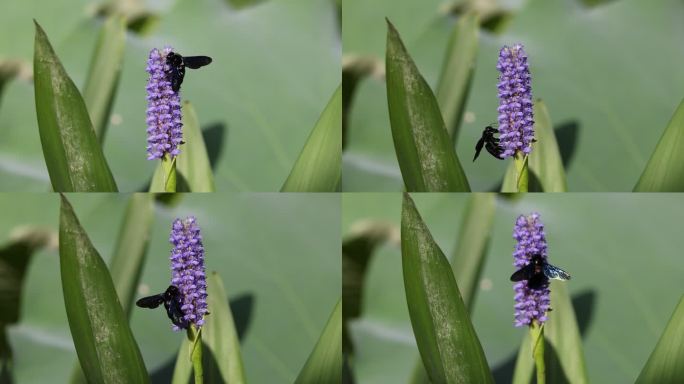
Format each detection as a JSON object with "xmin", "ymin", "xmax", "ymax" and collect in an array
[
  {"xmin": 473, "ymin": 125, "xmax": 505, "ymax": 161},
  {"xmin": 166, "ymin": 52, "xmax": 213, "ymax": 92},
  {"xmin": 510, "ymin": 254, "xmax": 571, "ymax": 290},
  {"xmin": 135, "ymin": 285, "xmax": 187, "ymax": 329}
]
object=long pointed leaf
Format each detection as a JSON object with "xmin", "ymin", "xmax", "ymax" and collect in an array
[
  {"xmin": 33, "ymin": 21, "xmax": 118, "ymax": 192},
  {"xmin": 149, "ymin": 157, "xmax": 177, "ymax": 193},
  {"xmin": 70, "ymin": 193, "xmax": 154, "ymax": 384},
  {"xmin": 634, "ymin": 98, "xmax": 684, "ymax": 191},
  {"xmin": 401, "ymin": 193, "xmax": 492, "ymax": 383},
  {"xmin": 108, "ymin": 193, "xmax": 154, "ymax": 315},
  {"xmin": 435, "ymin": 11, "xmax": 479, "ymax": 142},
  {"xmin": 512, "ymin": 281, "xmax": 588, "ymax": 384},
  {"xmin": 171, "ymin": 336, "xmax": 192, "ymax": 384},
  {"xmin": 385, "ymin": 20, "xmax": 470, "ymax": 192},
  {"xmin": 409, "ymin": 193, "xmax": 496, "ymax": 384},
  {"xmin": 177, "ymin": 101, "xmax": 216, "ymax": 192},
  {"xmin": 294, "ymin": 298, "xmax": 342, "ymax": 384},
  {"xmin": 527, "ymin": 100, "xmax": 567, "ymax": 192},
  {"xmin": 281, "ymin": 84, "xmax": 342, "ymax": 192},
  {"xmin": 450, "ymin": 193, "xmax": 496, "ymax": 309},
  {"xmin": 203, "ymin": 272, "xmax": 247, "ymax": 383},
  {"xmin": 82, "ymin": 15, "xmax": 126, "ymax": 143},
  {"xmin": 59, "ymin": 195, "xmax": 148, "ymax": 383},
  {"xmin": 635, "ymin": 295, "xmax": 684, "ymax": 384},
  {"xmin": 501, "ymin": 161, "xmax": 517, "ymax": 193}
]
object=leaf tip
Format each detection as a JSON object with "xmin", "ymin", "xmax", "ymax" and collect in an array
[{"xmin": 385, "ymin": 17, "xmax": 398, "ymax": 36}]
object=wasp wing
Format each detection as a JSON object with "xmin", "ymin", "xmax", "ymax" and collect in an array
[
  {"xmin": 183, "ymin": 56, "xmax": 212, "ymax": 69},
  {"xmin": 510, "ymin": 263, "xmax": 535, "ymax": 282},
  {"xmin": 135, "ymin": 294, "xmax": 165, "ymax": 309},
  {"xmin": 473, "ymin": 136, "xmax": 486, "ymax": 162},
  {"xmin": 543, "ymin": 264, "xmax": 571, "ymax": 281}
]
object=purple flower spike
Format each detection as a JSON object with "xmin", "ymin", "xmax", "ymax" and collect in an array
[
  {"xmin": 146, "ymin": 47, "xmax": 183, "ymax": 160},
  {"xmin": 512, "ymin": 213, "xmax": 550, "ymax": 327},
  {"xmin": 496, "ymin": 44, "xmax": 534, "ymax": 158},
  {"xmin": 170, "ymin": 216, "xmax": 208, "ymax": 330}
]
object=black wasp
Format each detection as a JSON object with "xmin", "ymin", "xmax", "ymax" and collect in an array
[
  {"xmin": 510, "ymin": 254, "xmax": 571, "ymax": 290},
  {"xmin": 473, "ymin": 125, "xmax": 504, "ymax": 161},
  {"xmin": 136, "ymin": 285, "xmax": 187, "ymax": 329},
  {"xmin": 166, "ymin": 52, "xmax": 213, "ymax": 92}
]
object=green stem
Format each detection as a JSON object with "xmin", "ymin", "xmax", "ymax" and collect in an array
[
  {"xmin": 530, "ymin": 321, "xmax": 545, "ymax": 384},
  {"xmin": 514, "ymin": 151, "xmax": 528, "ymax": 192},
  {"xmin": 161, "ymin": 154, "xmax": 177, "ymax": 192},
  {"xmin": 188, "ymin": 325, "xmax": 203, "ymax": 384}
]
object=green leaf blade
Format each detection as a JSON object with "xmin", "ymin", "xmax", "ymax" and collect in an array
[
  {"xmin": 409, "ymin": 193, "xmax": 496, "ymax": 384},
  {"xmin": 401, "ymin": 193, "xmax": 492, "ymax": 383},
  {"xmin": 636, "ymin": 295, "xmax": 684, "ymax": 384},
  {"xmin": 149, "ymin": 157, "xmax": 177, "ymax": 193},
  {"xmin": 294, "ymin": 298, "xmax": 342, "ymax": 384},
  {"xmin": 634, "ymin": 98, "xmax": 684, "ymax": 191},
  {"xmin": 528, "ymin": 100, "xmax": 567, "ymax": 192},
  {"xmin": 69, "ymin": 193, "xmax": 154, "ymax": 384},
  {"xmin": 58, "ymin": 195, "xmax": 148, "ymax": 383},
  {"xmin": 450, "ymin": 193, "xmax": 495, "ymax": 310},
  {"xmin": 82, "ymin": 15, "xmax": 126, "ymax": 143},
  {"xmin": 385, "ymin": 20, "xmax": 470, "ymax": 192},
  {"xmin": 281, "ymin": 84, "xmax": 342, "ymax": 192},
  {"xmin": 435, "ymin": 11, "xmax": 479, "ymax": 142},
  {"xmin": 203, "ymin": 272, "xmax": 247, "ymax": 384},
  {"xmin": 33, "ymin": 21, "xmax": 118, "ymax": 192},
  {"xmin": 177, "ymin": 101, "xmax": 216, "ymax": 192},
  {"xmin": 108, "ymin": 193, "xmax": 154, "ymax": 315}
]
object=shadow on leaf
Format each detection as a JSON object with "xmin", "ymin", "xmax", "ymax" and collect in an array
[
  {"xmin": 554, "ymin": 120, "xmax": 580, "ymax": 171},
  {"xmin": 201, "ymin": 122, "xmax": 227, "ymax": 172}
]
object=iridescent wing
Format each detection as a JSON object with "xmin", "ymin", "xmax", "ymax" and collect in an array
[
  {"xmin": 510, "ymin": 263, "xmax": 535, "ymax": 282},
  {"xmin": 543, "ymin": 263, "xmax": 571, "ymax": 281}
]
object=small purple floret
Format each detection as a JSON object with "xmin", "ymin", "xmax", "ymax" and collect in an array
[
  {"xmin": 512, "ymin": 213, "xmax": 550, "ymax": 327},
  {"xmin": 146, "ymin": 47, "xmax": 183, "ymax": 160},
  {"xmin": 170, "ymin": 216, "xmax": 208, "ymax": 330},
  {"xmin": 496, "ymin": 44, "xmax": 534, "ymax": 158}
]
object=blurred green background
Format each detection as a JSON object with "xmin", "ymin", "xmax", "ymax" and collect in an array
[
  {"xmin": 0, "ymin": 0, "xmax": 340, "ymax": 191},
  {"xmin": 1, "ymin": 193, "xmax": 340, "ymax": 383},
  {"xmin": 342, "ymin": 0, "xmax": 684, "ymax": 191},
  {"xmin": 343, "ymin": 193, "xmax": 684, "ymax": 383}
]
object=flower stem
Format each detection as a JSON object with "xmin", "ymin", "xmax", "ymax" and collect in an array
[
  {"xmin": 188, "ymin": 325, "xmax": 203, "ymax": 384},
  {"xmin": 530, "ymin": 320, "xmax": 545, "ymax": 384},
  {"xmin": 161, "ymin": 154, "xmax": 177, "ymax": 192},
  {"xmin": 514, "ymin": 151, "xmax": 529, "ymax": 192}
]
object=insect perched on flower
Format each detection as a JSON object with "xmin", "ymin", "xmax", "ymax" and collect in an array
[
  {"xmin": 135, "ymin": 285, "xmax": 187, "ymax": 329},
  {"xmin": 511, "ymin": 213, "xmax": 570, "ymax": 327},
  {"xmin": 473, "ymin": 125, "xmax": 505, "ymax": 161},
  {"xmin": 510, "ymin": 254, "xmax": 571, "ymax": 290},
  {"xmin": 165, "ymin": 52, "xmax": 212, "ymax": 92},
  {"xmin": 135, "ymin": 217, "xmax": 208, "ymax": 330}
]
